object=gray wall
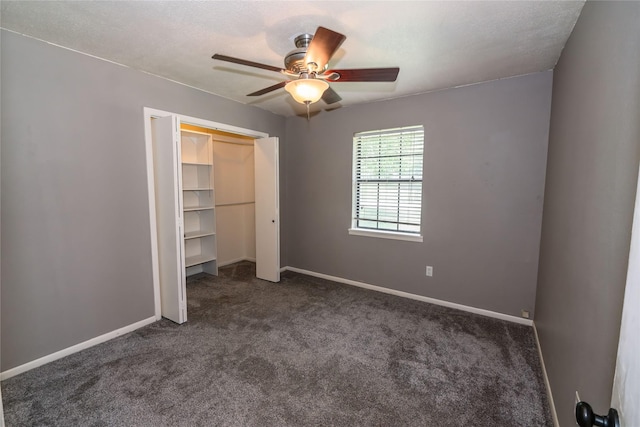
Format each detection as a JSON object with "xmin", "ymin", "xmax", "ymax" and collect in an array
[
  {"xmin": 0, "ymin": 30, "xmax": 286, "ymax": 371},
  {"xmin": 534, "ymin": 2, "xmax": 640, "ymax": 426},
  {"xmin": 284, "ymin": 71, "xmax": 552, "ymax": 317}
]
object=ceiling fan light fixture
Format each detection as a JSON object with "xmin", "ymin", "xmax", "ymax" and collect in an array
[{"xmin": 285, "ymin": 77, "xmax": 329, "ymax": 104}]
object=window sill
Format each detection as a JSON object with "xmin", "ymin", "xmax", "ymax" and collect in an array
[{"xmin": 348, "ymin": 228, "xmax": 423, "ymax": 242}]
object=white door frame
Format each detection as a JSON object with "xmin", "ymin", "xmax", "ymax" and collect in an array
[
  {"xmin": 143, "ymin": 107, "xmax": 269, "ymax": 320},
  {"xmin": 1, "ymin": 385, "xmax": 5, "ymax": 427},
  {"xmin": 611, "ymin": 163, "xmax": 640, "ymax": 425}
]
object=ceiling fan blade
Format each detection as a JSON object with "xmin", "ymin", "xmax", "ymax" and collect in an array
[
  {"xmin": 247, "ymin": 81, "xmax": 287, "ymax": 97},
  {"xmin": 325, "ymin": 67, "xmax": 400, "ymax": 82},
  {"xmin": 321, "ymin": 86, "xmax": 342, "ymax": 105},
  {"xmin": 304, "ymin": 27, "xmax": 346, "ymax": 71},
  {"xmin": 212, "ymin": 54, "xmax": 283, "ymax": 73}
]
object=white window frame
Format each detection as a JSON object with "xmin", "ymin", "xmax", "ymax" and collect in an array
[{"xmin": 349, "ymin": 125, "xmax": 424, "ymax": 243}]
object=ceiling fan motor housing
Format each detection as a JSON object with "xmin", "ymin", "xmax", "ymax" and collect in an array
[{"xmin": 284, "ymin": 33, "xmax": 317, "ymax": 73}]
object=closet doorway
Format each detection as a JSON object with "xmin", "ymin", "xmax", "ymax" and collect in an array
[
  {"xmin": 144, "ymin": 108, "xmax": 280, "ymax": 323},
  {"xmin": 182, "ymin": 123, "xmax": 260, "ymax": 269}
]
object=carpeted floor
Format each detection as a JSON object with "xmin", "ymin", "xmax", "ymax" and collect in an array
[{"xmin": 2, "ymin": 261, "xmax": 552, "ymax": 426}]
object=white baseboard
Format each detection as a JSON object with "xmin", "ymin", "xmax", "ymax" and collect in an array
[
  {"xmin": 533, "ymin": 322, "xmax": 560, "ymax": 427},
  {"xmin": 219, "ymin": 257, "xmax": 256, "ymax": 267},
  {"xmin": 282, "ymin": 266, "xmax": 533, "ymax": 326},
  {"xmin": 0, "ymin": 316, "xmax": 156, "ymax": 381}
]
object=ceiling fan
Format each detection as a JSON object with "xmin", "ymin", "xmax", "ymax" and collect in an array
[{"xmin": 212, "ymin": 26, "xmax": 399, "ymax": 107}]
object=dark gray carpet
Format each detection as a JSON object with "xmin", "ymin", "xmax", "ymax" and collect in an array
[{"xmin": 2, "ymin": 261, "xmax": 552, "ymax": 426}]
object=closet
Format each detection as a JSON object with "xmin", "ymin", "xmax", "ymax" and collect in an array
[
  {"xmin": 182, "ymin": 124, "xmax": 256, "ymax": 268},
  {"xmin": 147, "ymin": 111, "xmax": 279, "ymax": 325}
]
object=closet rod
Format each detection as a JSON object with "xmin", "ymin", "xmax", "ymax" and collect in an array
[
  {"xmin": 216, "ymin": 201, "xmax": 255, "ymax": 207},
  {"xmin": 213, "ymin": 139, "xmax": 254, "ymax": 147}
]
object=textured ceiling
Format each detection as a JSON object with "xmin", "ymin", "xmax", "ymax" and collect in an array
[{"xmin": 1, "ymin": 1, "xmax": 584, "ymax": 117}]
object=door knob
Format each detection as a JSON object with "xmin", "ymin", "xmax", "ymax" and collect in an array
[{"xmin": 576, "ymin": 401, "xmax": 620, "ymax": 427}]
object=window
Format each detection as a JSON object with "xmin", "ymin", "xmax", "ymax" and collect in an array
[{"xmin": 350, "ymin": 125, "xmax": 424, "ymax": 242}]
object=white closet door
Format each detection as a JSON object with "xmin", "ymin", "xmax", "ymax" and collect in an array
[
  {"xmin": 254, "ymin": 137, "xmax": 280, "ymax": 282},
  {"xmin": 151, "ymin": 116, "xmax": 187, "ymax": 323}
]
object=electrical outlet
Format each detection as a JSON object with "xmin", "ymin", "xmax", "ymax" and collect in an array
[
  {"xmin": 575, "ymin": 391, "xmax": 581, "ymax": 405},
  {"xmin": 521, "ymin": 309, "xmax": 530, "ymax": 319},
  {"xmin": 426, "ymin": 266, "xmax": 433, "ymax": 277}
]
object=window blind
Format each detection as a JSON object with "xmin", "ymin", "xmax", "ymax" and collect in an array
[{"xmin": 353, "ymin": 125, "xmax": 424, "ymax": 234}]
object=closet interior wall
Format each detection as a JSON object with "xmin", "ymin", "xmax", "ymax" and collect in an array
[{"xmin": 181, "ymin": 124, "xmax": 256, "ymax": 267}]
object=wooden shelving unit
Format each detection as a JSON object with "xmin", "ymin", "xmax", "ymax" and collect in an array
[{"xmin": 181, "ymin": 130, "xmax": 217, "ymax": 276}]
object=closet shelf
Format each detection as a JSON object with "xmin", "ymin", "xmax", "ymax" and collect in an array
[
  {"xmin": 184, "ymin": 230, "xmax": 215, "ymax": 240},
  {"xmin": 182, "ymin": 161, "xmax": 213, "ymax": 166},
  {"xmin": 183, "ymin": 206, "xmax": 214, "ymax": 212},
  {"xmin": 183, "ymin": 187, "xmax": 212, "ymax": 191},
  {"xmin": 185, "ymin": 254, "xmax": 217, "ymax": 268}
]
